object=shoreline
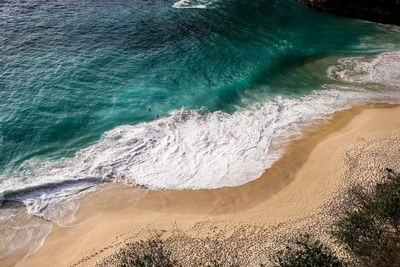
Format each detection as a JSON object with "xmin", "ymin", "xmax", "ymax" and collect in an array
[{"xmin": 4, "ymin": 103, "xmax": 400, "ymax": 266}]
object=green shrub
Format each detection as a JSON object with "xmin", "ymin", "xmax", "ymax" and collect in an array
[
  {"xmin": 270, "ymin": 234, "xmax": 344, "ymax": 267},
  {"xmin": 374, "ymin": 170, "xmax": 400, "ymax": 230},
  {"xmin": 331, "ymin": 169, "xmax": 400, "ymax": 266},
  {"xmin": 103, "ymin": 169, "xmax": 400, "ymax": 267},
  {"xmin": 115, "ymin": 236, "xmax": 179, "ymax": 267}
]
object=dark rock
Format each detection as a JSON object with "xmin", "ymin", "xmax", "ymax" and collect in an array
[{"xmin": 299, "ymin": 0, "xmax": 400, "ymax": 25}]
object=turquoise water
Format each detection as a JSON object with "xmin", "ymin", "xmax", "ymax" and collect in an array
[
  {"xmin": 1, "ymin": 0, "xmax": 397, "ymax": 171},
  {"xmin": 3, "ymin": 1, "xmax": 400, "ymax": 261},
  {"xmin": 1, "ymin": 0, "xmax": 400, "ymax": 214}
]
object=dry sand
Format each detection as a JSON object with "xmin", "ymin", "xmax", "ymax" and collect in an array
[{"xmin": 6, "ymin": 104, "xmax": 400, "ymax": 266}]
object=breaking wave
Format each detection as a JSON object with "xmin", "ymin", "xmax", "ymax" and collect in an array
[
  {"xmin": 1, "ymin": 51, "xmax": 400, "ymax": 222},
  {"xmin": 328, "ymin": 51, "xmax": 400, "ymax": 88},
  {"xmin": 172, "ymin": 0, "xmax": 213, "ymax": 9}
]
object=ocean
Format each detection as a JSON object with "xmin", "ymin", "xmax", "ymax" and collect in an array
[{"xmin": 1, "ymin": 0, "xmax": 400, "ymax": 223}]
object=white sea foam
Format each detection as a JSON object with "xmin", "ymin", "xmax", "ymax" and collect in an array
[
  {"xmin": 1, "ymin": 51, "xmax": 400, "ymax": 222},
  {"xmin": 328, "ymin": 51, "xmax": 400, "ymax": 88},
  {"xmin": 0, "ymin": 90, "xmax": 394, "ymax": 222},
  {"xmin": 173, "ymin": 0, "xmax": 212, "ymax": 9},
  {"xmin": 0, "ymin": 204, "xmax": 52, "ymax": 264}
]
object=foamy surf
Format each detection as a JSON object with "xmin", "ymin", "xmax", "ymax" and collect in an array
[
  {"xmin": 328, "ymin": 51, "xmax": 400, "ymax": 88},
  {"xmin": 173, "ymin": 0, "xmax": 212, "ymax": 9},
  {"xmin": 1, "ymin": 51, "xmax": 400, "ymax": 223},
  {"xmin": 0, "ymin": 203, "xmax": 52, "ymax": 265}
]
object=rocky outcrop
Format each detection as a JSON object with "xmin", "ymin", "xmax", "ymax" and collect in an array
[{"xmin": 299, "ymin": 0, "xmax": 400, "ymax": 25}]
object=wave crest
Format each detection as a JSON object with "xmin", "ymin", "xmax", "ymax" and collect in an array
[
  {"xmin": 328, "ymin": 51, "xmax": 400, "ymax": 88},
  {"xmin": 2, "ymin": 51, "xmax": 400, "ymax": 221},
  {"xmin": 172, "ymin": 0, "xmax": 212, "ymax": 9}
]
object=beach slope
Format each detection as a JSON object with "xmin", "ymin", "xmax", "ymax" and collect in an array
[{"xmin": 14, "ymin": 104, "xmax": 400, "ymax": 266}]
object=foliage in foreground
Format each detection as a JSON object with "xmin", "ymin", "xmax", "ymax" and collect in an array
[
  {"xmin": 115, "ymin": 236, "xmax": 179, "ymax": 267},
  {"xmin": 106, "ymin": 169, "xmax": 400, "ymax": 267},
  {"xmin": 331, "ymin": 169, "xmax": 400, "ymax": 266},
  {"xmin": 110, "ymin": 236, "xmax": 238, "ymax": 267},
  {"xmin": 269, "ymin": 234, "xmax": 344, "ymax": 267}
]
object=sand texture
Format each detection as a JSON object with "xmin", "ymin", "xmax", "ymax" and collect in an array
[{"xmin": 4, "ymin": 104, "xmax": 400, "ymax": 267}]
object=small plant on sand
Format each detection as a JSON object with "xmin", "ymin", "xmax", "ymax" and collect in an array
[
  {"xmin": 102, "ymin": 169, "xmax": 400, "ymax": 267},
  {"xmin": 269, "ymin": 234, "xmax": 344, "ymax": 267},
  {"xmin": 331, "ymin": 169, "xmax": 400, "ymax": 267},
  {"xmin": 115, "ymin": 235, "xmax": 179, "ymax": 267}
]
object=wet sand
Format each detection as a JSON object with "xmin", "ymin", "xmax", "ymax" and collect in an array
[{"xmin": 6, "ymin": 104, "xmax": 400, "ymax": 266}]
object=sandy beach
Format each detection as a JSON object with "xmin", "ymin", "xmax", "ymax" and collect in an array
[{"xmin": 5, "ymin": 104, "xmax": 400, "ymax": 266}]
